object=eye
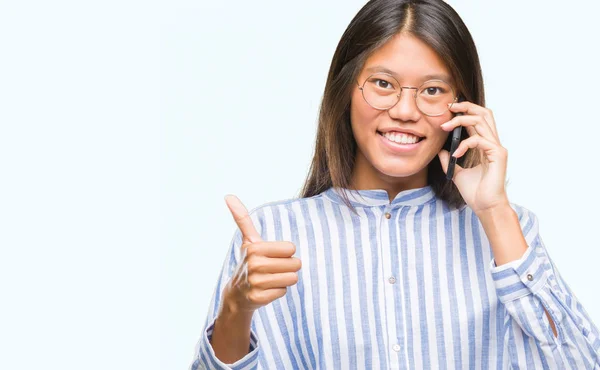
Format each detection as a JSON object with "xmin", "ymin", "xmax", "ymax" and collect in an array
[
  {"xmin": 367, "ymin": 77, "xmax": 395, "ymax": 90},
  {"xmin": 423, "ymin": 86, "xmax": 443, "ymax": 95},
  {"xmin": 376, "ymin": 79, "xmax": 392, "ymax": 89}
]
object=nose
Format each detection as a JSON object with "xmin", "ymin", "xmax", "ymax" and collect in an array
[{"xmin": 387, "ymin": 87, "xmax": 421, "ymax": 121}]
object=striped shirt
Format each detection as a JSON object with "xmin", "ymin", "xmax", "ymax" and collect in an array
[{"xmin": 191, "ymin": 185, "xmax": 600, "ymax": 369}]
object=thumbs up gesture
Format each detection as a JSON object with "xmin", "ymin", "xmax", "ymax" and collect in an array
[{"xmin": 222, "ymin": 195, "xmax": 302, "ymax": 314}]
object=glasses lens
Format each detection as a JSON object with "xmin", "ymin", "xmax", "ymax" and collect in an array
[
  {"xmin": 361, "ymin": 73, "xmax": 400, "ymax": 109},
  {"xmin": 416, "ymin": 80, "xmax": 455, "ymax": 116}
]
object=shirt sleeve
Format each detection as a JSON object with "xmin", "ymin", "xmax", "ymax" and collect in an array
[
  {"xmin": 489, "ymin": 205, "xmax": 600, "ymax": 368},
  {"xmin": 189, "ymin": 226, "xmax": 261, "ymax": 370}
]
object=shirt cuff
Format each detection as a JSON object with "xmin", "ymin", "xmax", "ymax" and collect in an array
[
  {"xmin": 196, "ymin": 317, "xmax": 260, "ymax": 370},
  {"xmin": 489, "ymin": 244, "xmax": 551, "ymax": 304}
]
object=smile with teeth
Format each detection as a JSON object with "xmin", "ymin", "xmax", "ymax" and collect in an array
[{"xmin": 378, "ymin": 131, "xmax": 424, "ymax": 145}]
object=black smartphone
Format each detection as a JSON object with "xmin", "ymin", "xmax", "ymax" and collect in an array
[{"xmin": 446, "ymin": 96, "xmax": 465, "ymax": 181}]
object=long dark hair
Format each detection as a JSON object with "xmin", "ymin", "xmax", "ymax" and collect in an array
[{"xmin": 300, "ymin": 0, "xmax": 485, "ymax": 212}]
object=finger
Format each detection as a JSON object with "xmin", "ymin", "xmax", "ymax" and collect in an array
[
  {"xmin": 449, "ymin": 101, "xmax": 499, "ymax": 140},
  {"xmin": 449, "ymin": 100, "xmax": 491, "ymax": 118},
  {"xmin": 224, "ymin": 194, "xmax": 262, "ymax": 244},
  {"xmin": 247, "ymin": 255, "xmax": 302, "ymax": 274},
  {"xmin": 247, "ymin": 288, "xmax": 287, "ymax": 306},
  {"xmin": 451, "ymin": 134, "xmax": 503, "ymax": 161},
  {"xmin": 441, "ymin": 115, "xmax": 497, "ymax": 143},
  {"xmin": 248, "ymin": 272, "xmax": 299, "ymax": 289},
  {"xmin": 246, "ymin": 241, "xmax": 296, "ymax": 258}
]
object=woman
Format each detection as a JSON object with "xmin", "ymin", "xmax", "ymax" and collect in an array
[{"xmin": 192, "ymin": 0, "xmax": 600, "ymax": 368}]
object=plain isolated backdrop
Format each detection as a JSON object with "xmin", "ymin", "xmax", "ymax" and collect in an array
[{"xmin": 0, "ymin": 1, "xmax": 598, "ymax": 369}]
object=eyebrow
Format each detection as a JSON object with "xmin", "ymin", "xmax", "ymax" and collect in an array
[{"xmin": 364, "ymin": 65, "xmax": 453, "ymax": 84}]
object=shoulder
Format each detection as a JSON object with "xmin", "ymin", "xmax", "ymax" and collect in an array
[{"xmin": 248, "ymin": 191, "xmax": 328, "ymax": 215}]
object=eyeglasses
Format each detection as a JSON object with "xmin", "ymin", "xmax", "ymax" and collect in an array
[{"xmin": 357, "ymin": 72, "xmax": 458, "ymax": 117}]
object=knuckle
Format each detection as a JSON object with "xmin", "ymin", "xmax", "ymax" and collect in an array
[
  {"xmin": 246, "ymin": 290, "xmax": 257, "ymax": 303},
  {"xmin": 245, "ymin": 244, "xmax": 258, "ymax": 257},
  {"xmin": 247, "ymin": 289, "xmax": 264, "ymax": 304},
  {"xmin": 248, "ymin": 242, "xmax": 267, "ymax": 257},
  {"xmin": 247, "ymin": 274, "xmax": 261, "ymax": 287},
  {"xmin": 246, "ymin": 255, "xmax": 261, "ymax": 274}
]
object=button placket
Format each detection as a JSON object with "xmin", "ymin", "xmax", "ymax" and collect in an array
[{"xmin": 379, "ymin": 205, "xmax": 401, "ymax": 367}]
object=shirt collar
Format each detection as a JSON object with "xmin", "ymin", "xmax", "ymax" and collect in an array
[{"xmin": 323, "ymin": 185, "xmax": 437, "ymax": 208}]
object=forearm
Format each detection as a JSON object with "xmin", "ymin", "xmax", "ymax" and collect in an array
[
  {"xmin": 210, "ymin": 298, "xmax": 255, "ymax": 364},
  {"xmin": 478, "ymin": 204, "xmax": 557, "ymax": 337},
  {"xmin": 477, "ymin": 204, "xmax": 527, "ymax": 266}
]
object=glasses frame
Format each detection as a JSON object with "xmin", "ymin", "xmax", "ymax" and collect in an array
[{"xmin": 356, "ymin": 72, "xmax": 458, "ymax": 117}]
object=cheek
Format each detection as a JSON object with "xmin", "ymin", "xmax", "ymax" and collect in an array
[
  {"xmin": 350, "ymin": 95, "xmax": 381, "ymax": 130},
  {"xmin": 427, "ymin": 113, "xmax": 453, "ymax": 139},
  {"xmin": 429, "ymin": 112, "xmax": 452, "ymax": 130}
]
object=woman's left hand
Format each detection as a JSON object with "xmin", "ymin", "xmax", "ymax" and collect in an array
[{"xmin": 437, "ymin": 101, "xmax": 510, "ymax": 215}]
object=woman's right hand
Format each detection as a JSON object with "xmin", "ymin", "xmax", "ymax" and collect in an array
[{"xmin": 222, "ymin": 195, "xmax": 302, "ymax": 314}]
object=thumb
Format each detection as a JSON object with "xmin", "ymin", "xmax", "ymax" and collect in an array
[{"xmin": 224, "ymin": 194, "xmax": 262, "ymax": 244}]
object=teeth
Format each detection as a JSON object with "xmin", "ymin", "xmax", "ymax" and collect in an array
[{"xmin": 382, "ymin": 131, "xmax": 420, "ymax": 144}]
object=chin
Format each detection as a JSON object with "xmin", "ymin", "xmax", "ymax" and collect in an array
[{"xmin": 373, "ymin": 159, "xmax": 425, "ymax": 178}]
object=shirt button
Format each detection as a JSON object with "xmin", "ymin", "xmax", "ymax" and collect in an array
[
  {"xmin": 392, "ymin": 344, "xmax": 401, "ymax": 352},
  {"xmin": 527, "ymin": 273, "xmax": 533, "ymax": 281},
  {"xmin": 388, "ymin": 276, "xmax": 396, "ymax": 284},
  {"xmin": 384, "ymin": 212, "xmax": 391, "ymax": 219}
]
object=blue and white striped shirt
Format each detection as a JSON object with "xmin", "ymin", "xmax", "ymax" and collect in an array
[{"xmin": 192, "ymin": 185, "xmax": 600, "ymax": 369}]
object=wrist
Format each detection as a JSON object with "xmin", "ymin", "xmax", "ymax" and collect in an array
[
  {"xmin": 211, "ymin": 291, "xmax": 255, "ymax": 362},
  {"xmin": 220, "ymin": 286, "xmax": 255, "ymax": 322},
  {"xmin": 475, "ymin": 201, "xmax": 512, "ymax": 221},
  {"xmin": 477, "ymin": 203, "xmax": 516, "ymax": 239},
  {"xmin": 214, "ymin": 305, "xmax": 253, "ymax": 340}
]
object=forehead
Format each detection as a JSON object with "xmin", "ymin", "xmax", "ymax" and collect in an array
[{"xmin": 361, "ymin": 33, "xmax": 453, "ymax": 84}]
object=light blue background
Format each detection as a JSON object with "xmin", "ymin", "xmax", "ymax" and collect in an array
[{"xmin": 0, "ymin": 1, "xmax": 598, "ymax": 369}]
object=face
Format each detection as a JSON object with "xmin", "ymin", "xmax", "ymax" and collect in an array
[{"xmin": 350, "ymin": 33, "xmax": 455, "ymax": 191}]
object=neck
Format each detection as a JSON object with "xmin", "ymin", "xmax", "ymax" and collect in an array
[{"xmin": 349, "ymin": 151, "xmax": 428, "ymax": 202}]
